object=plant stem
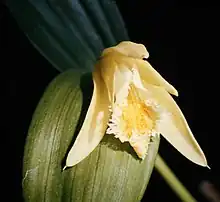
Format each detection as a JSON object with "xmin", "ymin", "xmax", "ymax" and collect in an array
[{"xmin": 155, "ymin": 154, "xmax": 197, "ymax": 202}]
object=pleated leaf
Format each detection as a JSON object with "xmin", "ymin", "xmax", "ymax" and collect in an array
[
  {"xmin": 22, "ymin": 69, "xmax": 160, "ymax": 202},
  {"xmin": 6, "ymin": 0, "xmax": 129, "ymax": 72}
]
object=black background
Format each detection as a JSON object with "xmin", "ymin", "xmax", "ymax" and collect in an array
[{"xmin": 3, "ymin": 1, "xmax": 220, "ymax": 202}]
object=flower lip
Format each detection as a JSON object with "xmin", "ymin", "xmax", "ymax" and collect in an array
[{"xmin": 106, "ymin": 67, "xmax": 162, "ymax": 159}]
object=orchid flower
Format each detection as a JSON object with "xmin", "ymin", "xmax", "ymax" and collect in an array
[{"xmin": 65, "ymin": 41, "xmax": 208, "ymax": 168}]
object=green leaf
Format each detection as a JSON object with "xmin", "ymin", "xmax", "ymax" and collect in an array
[
  {"xmin": 22, "ymin": 69, "xmax": 160, "ymax": 202},
  {"xmin": 6, "ymin": 0, "xmax": 129, "ymax": 72}
]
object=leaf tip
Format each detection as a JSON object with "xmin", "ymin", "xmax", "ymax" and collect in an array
[{"xmin": 62, "ymin": 165, "xmax": 68, "ymax": 171}]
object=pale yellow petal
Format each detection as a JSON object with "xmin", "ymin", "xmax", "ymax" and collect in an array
[
  {"xmin": 137, "ymin": 60, "xmax": 178, "ymax": 96},
  {"xmin": 102, "ymin": 41, "xmax": 149, "ymax": 59},
  {"xmin": 65, "ymin": 68, "xmax": 111, "ymax": 168},
  {"xmin": 96, "ymin": 57, "xmax": 116, "ymax": 104},
  {"xmin": 140, "ymin": 83, "xmax": 208, "ymax": 167},
  {"xmin": 113, "ymin": 65, "xmax": 133, "ymax": 104},
  {"xmin": 100, "ymin": 41, "xmax": 177, "ymax": 95},
  {"xmin": 114, "ymin": 56, "xmax": 178, "ymax": 96},
  {"xmin": 98, "ymin": 57, "xmax": 133, "ymax": 105}
]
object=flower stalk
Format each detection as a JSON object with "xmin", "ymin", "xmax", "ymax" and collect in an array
[{"xmin": 155, "ymin": 155, "xmax": 197, "ymax": 202}]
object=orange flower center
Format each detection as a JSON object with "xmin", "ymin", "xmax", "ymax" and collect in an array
[{"xmin": 119, "ymin": 85, "xmax": 155, "ymax": 137}]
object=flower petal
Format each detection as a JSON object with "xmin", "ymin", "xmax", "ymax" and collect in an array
[
  {"xmin": 102, "ymin": 41, "xmax": 150, "ymax": 59},
  {"xmin": 98, "ymin": 57, "xmax": 133, "ymax": 105},
  {"xmin": 114, "ymin": 65, "xmax": 133, "ymax": 104},
  {"xmin": 140, "ymin": 83, "xmax": 208, "ymax": 167},
  {"xmin": 65, "ymin": 68, "xmax": 111, "ymax": 168},
  {"xmin": 137, "ymin": 60, "xmax": 178, "ymax": 96},
  {"xmin": 114, "ymin": 56, "xmax": 178, "ymax": 96},
  {"xmin": 97, "ymin": 57, "xmax": 116, "ymax": 104}
]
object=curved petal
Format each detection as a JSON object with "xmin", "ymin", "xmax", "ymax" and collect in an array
[
  {"xmin": 140, "ymin": 83, "xmax": 208, "ymax": 167},
  {"xmin": 65, "ymin": 67, "xmax": 111, "ymax": 168},
  {"xmin": 98, "ymin": 56, "xmax": 133, "ymax": 105},
  {"xmin": 101, "ymin": 41, "xmax": 149, "ymax": 59},
  {"xmin": 138, "ymin": 60, "xmax": 178, "ymax": 96},
  {"xmin": 115, "ymin": 56, "xmax": 178, "ymax": 96},
  {"xmin": 97, "ymin": 57, "xmax": 116, "ymax": 104}
]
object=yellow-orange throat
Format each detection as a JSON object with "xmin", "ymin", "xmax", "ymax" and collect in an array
[{"xmin": 106, "ymin": 84, "xmax": 158, "ymax": 159}]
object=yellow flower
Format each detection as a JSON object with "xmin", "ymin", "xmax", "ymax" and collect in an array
[{"xmin": 65, "ymin": 41, "xmax": 208, "ymax": 168}]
